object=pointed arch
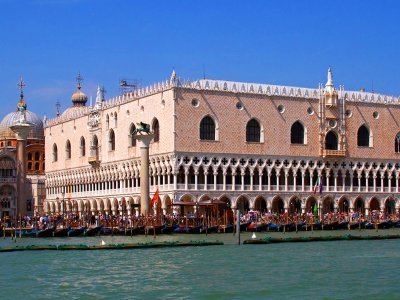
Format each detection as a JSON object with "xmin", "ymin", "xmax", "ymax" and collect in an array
[
  {"xmin": 52, "ymin": 143, "xmax": 58, "ymax": 162},
  {"xmin": 385, "ymin": 197, "xmax": 396, "ymax": 215},
  {"xmin": 152, "ymin": 118, "xmax": 160, "ymax": 142},
  {"xmin": 357, "ymin": 124, "xmax": 372, "ymax": 147},
  {"xmin": 369, "ymin": 197, "xmax": 380, "ymax": 211},
  {"xmin": 129, "ymin": 123, "xmax": 137, "ymax": 147},
  {"xmin": 236, "ymin": 195, "xmax": 250, "ymax": 213},
  {"xmin": 80, "ymin": 136, "xmax": 86, "ymax": 157},
  {"xmin": 246, "ymin": 118, "xmax": 261, "ymax": 142},
  {"xmin": 65, "ymin": 140, "xmax": 71, "ymax": 160},
  {"xmin": 338, "ymin": 196, "xmax": 349, "ymax": 213},
  {"xmin": 91, "ymin": 135, "xmax": 99, "ymax": 157},
  {"xmin": 254, "ymin": 196, "xmax": 267, "ymax": 212},
  {"xmin": 108, "ymin": 129, "xmax": 115, "ymax": 151},
  {"xmin": 106, "ymin": 114, "xmax": 110, "ymax": 130},
  {"xmin": 395, "ymin": 132, "xmax": 400, "ymax": 153},
  {"xmin": 114, "ymin": 112, "xmax": 118, "ymax": 127},
  {"xmin": 288, "ymin": 196, "xmax": 301, "ymax": 214},
  {"xmin": 200, "ymin": 115, "xmax": 216, "ymax": 140},
  {"xmin": 291, "ymin": 121, "xmax": 306, "ymax": 144},
  {"xmin": 325, "ymin": 131, "xmax": 338, "ymax": 150},
  {"xmin": 271, "ymin": 196, "xmax": 284, "ymax": 214}
]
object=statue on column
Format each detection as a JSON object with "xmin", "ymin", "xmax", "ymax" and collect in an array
[{"xmin": 17, "ymin": 100, "xmax": 27, "ymax": 124}]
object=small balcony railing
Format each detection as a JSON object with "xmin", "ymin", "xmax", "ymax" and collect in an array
[
  {"xmin": 88, "ymin": 155, "xmax": 100, "ymax": 166},
  {"xmin": 321, "ymin": 149, "xmax": 346, "ymax": 157}
]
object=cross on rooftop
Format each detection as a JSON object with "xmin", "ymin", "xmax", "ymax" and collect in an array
[{"xmin": 17, "ymin": 77, "xmax": 26, "ymax": 99}]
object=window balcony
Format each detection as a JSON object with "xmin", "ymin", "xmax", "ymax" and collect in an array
[
  {"xmin": 321, "ymin": 149, "xmax": 346, "ymax": 157},
  {"xmin": 88, "ymin": 155, "xmax": 100, "ymax": 166}
]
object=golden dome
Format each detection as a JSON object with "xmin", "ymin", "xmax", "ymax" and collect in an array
[{"xmin": 71, "ymin": 83, "xmax": 88, "ymax": 106}]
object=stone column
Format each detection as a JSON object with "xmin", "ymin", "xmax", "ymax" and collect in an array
[
  {"xmin": 10, "ymin": 122, "xmax": 31, "ymax": 218},
  {"xmin": 134, "ymin": 133, "xmax": 154, "ymax": 215}
]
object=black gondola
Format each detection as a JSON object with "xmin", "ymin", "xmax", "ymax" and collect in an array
[
  {"xmin": 68, "ymin": 226, "xmax": 86, "ymax": 237},
  {"xmin": 85, "ymin": 226, "xmax": 102, "ymax": 236},
  {"xmin": 54, "ymin": 227, "xmax": 71, "ymax": 237}
]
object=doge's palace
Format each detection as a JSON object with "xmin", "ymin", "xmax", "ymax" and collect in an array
[{"xmin": 44, "ymin": 69, "xmax": 400, "ymax": 217}]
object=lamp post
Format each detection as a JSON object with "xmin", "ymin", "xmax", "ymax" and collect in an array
[{"xmin": 61, "ymin": 189, "xmax": 65, "ymax": 227}]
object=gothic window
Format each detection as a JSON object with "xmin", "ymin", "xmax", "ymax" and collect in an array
[
  {"xmin": 325, "ymin": 131, "xmax": 338, "ymax": 150},
  {"xmin": 91, "ymin": 135, "xmax": 99, "ymax": 157},
  {"xmin": 106, "ymin": 114, "xmax": 109, "ymax": 130},
  {"xmin": 53, "ymin": 144, "xmax": 58, "ymax": 162},
  {"xmin": 35, "ymin": 162, "xmax": 40, "ymax": 171},
  {"xmin": 357, "ymin": 125, "xmax": 370, "ymax": 147},
  {"xmin": 153, "ymin": 119, "xmax": 160, "ymax": 142},
  {"xmin": 109, "ymin": 129, "xmax": 115, "ymax": 151},
  {"xmin": 246, "ymin": 119, "xmax": 261, "ymax": 142},
  {"xmin": 65, "ymin": 140, "xmax": 71, "ymax": 159},
  {"xmin": 395, "ymin": 133, "xmax": 400, "ymax": 153},
  {"xmin": 34, "ymin": 152, "xmax": 40, "ymax": 161},
  {"xmin": 28, "ymin": 153, "xmax": 32, "ymax": 160},
  {"xmin": 200, "ymin": 116, "xmax": 215, "ymax": 140},
  {"xmin": 129, "ymin": 124, "xmax": 136, "ymax": 147},
  {"xmin": 28, "ymin": 162, "xmax": 32, "ymax": 170},
  {"xmin": 114, "ymin": 112, "xmax": 118, "ymax": 128},
  {"xmin": 80, "ymin": 137, "xmax": 86, "ymax": 157},
  {"xmin": 291, "ymin": 121, "xmax": 305, "ymax": 144}
]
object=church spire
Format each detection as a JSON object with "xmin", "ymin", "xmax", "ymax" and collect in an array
[
  {"xmin": 326, "ymin": 66, "xmax": 334, "ymax": 88},
  {"xmin": 17, "ymin": 77, "xmax": 27, "ymax": 111}
]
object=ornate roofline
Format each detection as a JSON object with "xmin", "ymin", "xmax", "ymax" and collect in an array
[{"xmin": 44, "ymin": 76, "xmax": 400, "ymax": 127}]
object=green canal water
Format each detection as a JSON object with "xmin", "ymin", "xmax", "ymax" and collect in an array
[{"xmin": 1, "ymin": 230, "xmax": 400, "ymax": 299}]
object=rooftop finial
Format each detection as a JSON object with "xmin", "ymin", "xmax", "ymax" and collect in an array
[
  {"xmin": 56, "ymin": 100, "xmax": 61, "ymax": 116},
  {"xmin": 326, "ymin": 66, "xmax": 333, "ymax": 87},
  {"xmin": 101, "ymin": 85, "xmax": 106, "ymax": 102},
  {"xmin": 171, "ymin": 68, "xmax": 176, "ymax": 82},
  {"xmin": 17, "ymin": 77, "xmax": 26, "ymax": 101},
  {"xmin": 76, "ymin": 72, "xmax": 83, "ymax": 89}
]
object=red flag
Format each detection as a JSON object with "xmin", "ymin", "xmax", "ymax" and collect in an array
[{"xmin": 151, "ymin": 187, "xmax": 159, "ymax": 207}]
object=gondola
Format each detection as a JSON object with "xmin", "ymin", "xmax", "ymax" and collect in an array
[
  {"xmin": 54, "ymin": 227, "xmax": 71, "ymax": 237},
  {"xmin": 199, "ymin": 225, "xmax": 219, "ymax": 234},
  {"xmin": 68, "ymin": 226, "xmax": 86, "ymax": 237},
  {"xmin": 100, "ymin": 227, "xmax": 113, "ymax": 235},
  {"xmin": 15, "ymin": 229, "xmax": 32, "ymax": 237},
  {"xmin": 349, "ymin": 221, "xmax": 365, "ymax": 230},
  {"xmin": 84, "ymin": 226, "xmax": 102, "ymax": 236},
  {"xmin": 321, "ymin": 221, "xmax": 338, "ymax": 231},
  {"xmin": 247, "ymin": 222, "xmax": 268, "ymax": 232},
  {"xmin": 29, "ymin": 227, "xmax": 56, "ymax": 238},
  {"xmin": 336, "ymin": 221, "xmax": 349, "ymax": 230},
  {"xmin": 145, "ymin": 224, "xmax": 166, "ymax": 235},
  {"xmin": 267, "ymin": 223, "xmax": 281, "ymax": 232},
  {"xmin": 218, "ymin": 224, "xmax": 234, "ymax": 233},
  {"xmin": 161, "ymin": 225, "xmax": 177, "ymax": 234},
  {"xmin": 173, "ymin": 225, "xmax": 202, "ymax": 234},
  {"xmin": 377, "ymin": 221, "xmax": 394, "ymax": 229}
]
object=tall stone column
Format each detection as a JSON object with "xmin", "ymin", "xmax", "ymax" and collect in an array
[
  {"xmin": 10, "ymin": 123, "xmax": 31, "ymax": 218},
  {"xmin": 135, "ymin": 133, "xmax": 154, "ymax": 215}
]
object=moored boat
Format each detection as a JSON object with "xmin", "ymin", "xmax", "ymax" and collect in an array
[
  {"xmin": 54, "ymin": 227, "xmax": 71, "ymax": 237},
  {"xmin": 85, "ymin": 226, "xmax": 102, "ymax": 236},
  {"xmin": 247, "ymin": 222, "xmax": 268, "ymax": 232},
  {"xmin": 68, "ymin": 226, "xmax": 86, "ymax": 237}
]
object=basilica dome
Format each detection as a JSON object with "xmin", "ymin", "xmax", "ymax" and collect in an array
[
  {"xmin": 71, "ymin": 83, "xmax": 88, "ymax": 106},
  {"xmin": 0, "ymin": 110, "xmax": 44, "ymax": 140}
]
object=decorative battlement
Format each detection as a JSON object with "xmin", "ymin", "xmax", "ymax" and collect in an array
[{"xmin": 44, "ymin": 74, "xmax": 400, "ymax": 127}]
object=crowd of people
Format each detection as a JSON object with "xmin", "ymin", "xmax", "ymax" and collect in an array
[{"xmin": 1, "ymin": 209, "xmax": 399, "ymax": 231}]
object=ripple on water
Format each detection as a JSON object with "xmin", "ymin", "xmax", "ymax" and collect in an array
[{"xmin": 1, "ymin": 236, "xmax": 400, "ymax": 299}]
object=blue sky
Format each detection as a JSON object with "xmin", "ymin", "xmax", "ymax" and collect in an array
[{"xmin": 1, "ymin": 0, "xmax": 400, "ymax": 120}]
